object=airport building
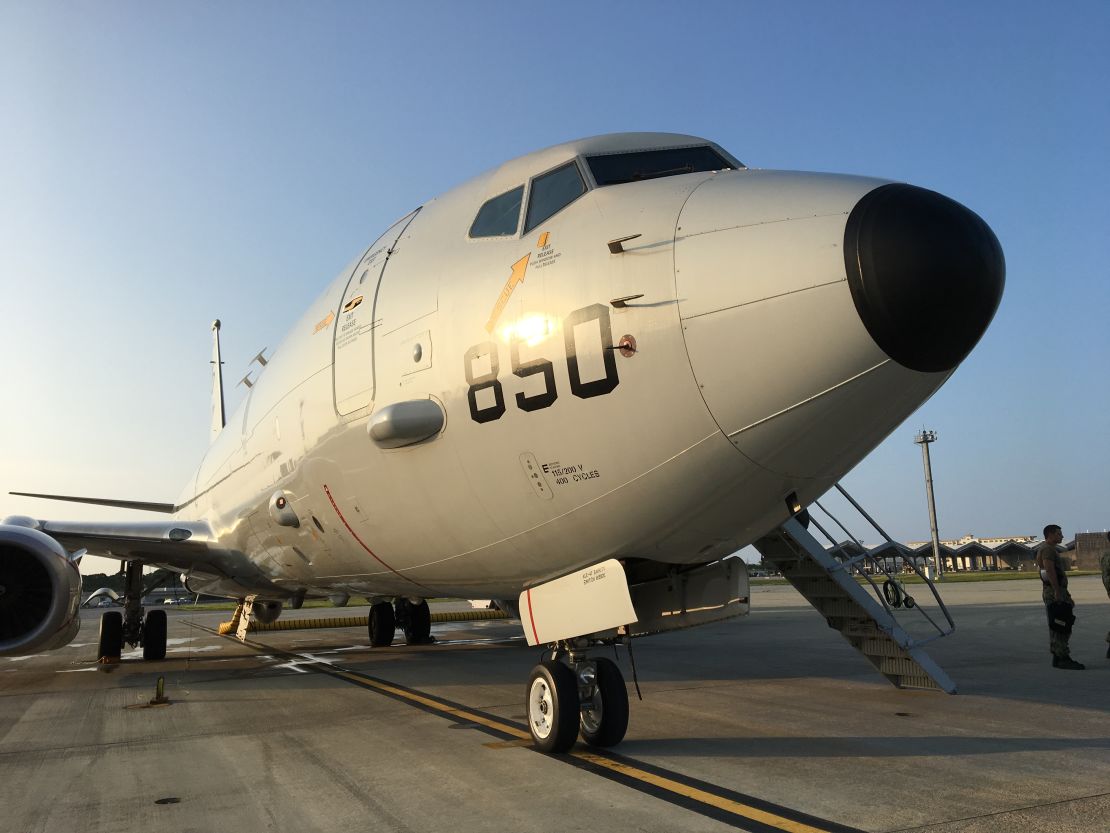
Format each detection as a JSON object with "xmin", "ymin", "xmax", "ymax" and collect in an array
[
  {"xmin": 904, "ymin": 534, "xmax": 1043, "ymax": 572},
  {"xmin": 824, "ymin": 532, "xmax": 1108, "ymax": 574}
]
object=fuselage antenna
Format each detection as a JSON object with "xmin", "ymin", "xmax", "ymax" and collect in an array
[{"xmin": 211, "ymin": 319, "xmax": 226, "ymax": 439}]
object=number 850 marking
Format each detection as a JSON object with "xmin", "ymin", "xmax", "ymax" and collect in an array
[{"xmin": 463, "ymin": 303, "xmax": 619, "ymax": 424}]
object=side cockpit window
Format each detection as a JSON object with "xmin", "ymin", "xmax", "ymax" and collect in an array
[
  {"xmin": 587, "ymin": 146, "xmax": 737, "ymax": 186},
  {"xmin": 469, "ymin": 185, "xmax": 524, "ymax": 238},
  {"xmin": 524, "ymin": 161, "xmax": 586, "ymax": 233}
]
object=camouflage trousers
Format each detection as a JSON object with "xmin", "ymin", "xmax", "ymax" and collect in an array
[
  {"xmin": 1102, "ymin": 553, "xmax": 1110, "ymax": 646},
  {"xmin": 1042, "ymin": 583, "xmax": 1074, "ymax": 659}
]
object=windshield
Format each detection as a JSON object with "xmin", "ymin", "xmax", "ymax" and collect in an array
[{"xmin": 587, "ymin": 146, "xmax": 737, "ymax": 186}]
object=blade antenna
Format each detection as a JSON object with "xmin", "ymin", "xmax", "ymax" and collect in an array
[{"xmin": 211, "ymin": 319, "xmax": 226, "ymax": 439}]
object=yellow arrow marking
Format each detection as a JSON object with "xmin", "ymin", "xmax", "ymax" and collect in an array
[
  {"xmin": 312, "ymin": 310, "xmax": 335, "ymax": 334},
  {"xmin": 485, "ymin": 253, "xmax": 530, "ymax": 333}
]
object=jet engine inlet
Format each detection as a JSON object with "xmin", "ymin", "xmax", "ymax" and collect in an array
[
  {"xmin": 251, "ymin": 600, "xmax": 283, "ymax": 625},
  {"xmin": 0, "ymin": 526, "xmax": 82, "ymax": 655},
  {"xmin": 844, "ymin": 183, "xmax": 1005, "ymax": 373}
]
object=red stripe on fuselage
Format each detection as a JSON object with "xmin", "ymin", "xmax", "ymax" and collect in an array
[{"xmin": 322, "ymin": 484, "xmax": 430, "ymax": 591}]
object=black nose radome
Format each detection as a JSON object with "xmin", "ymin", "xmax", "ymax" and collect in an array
[{"xmin": 844, "ymin": 183, "xmax": 1005, "ymax": 373}]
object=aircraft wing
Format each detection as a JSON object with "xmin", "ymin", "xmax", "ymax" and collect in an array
[
  {"xmin": 0, "ymin": 513, "xmax": 276, "ymax": 657},
  {"xmin": 7, "ymin": 492, "xmax": 240, "ymax": 577},
  {"xmin": 5, "ymin": 491, "xmax": 276, "ymax": 593},
  {"xmin": 25, "ymin": 518, "xmax": 252, "ymax": 582}
]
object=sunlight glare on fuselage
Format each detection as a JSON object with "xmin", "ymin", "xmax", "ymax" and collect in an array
[{"xmin": 500, "ymin": 314, "xmax": 557, "ymax": 348}]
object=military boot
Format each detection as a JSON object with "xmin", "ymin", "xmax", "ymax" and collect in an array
[{"xmin": 1052, "ymin": 656, "xmax": 1085, "ymax": 670}]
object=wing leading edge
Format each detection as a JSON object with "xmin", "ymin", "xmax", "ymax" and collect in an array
[{"xmin": 2, "ymin": 515, "xmax": 273, "ymax": 594}]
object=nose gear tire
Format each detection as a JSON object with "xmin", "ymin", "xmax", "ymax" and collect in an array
[
  {"xmin": 527, "ymin": 660, "xmax": 579, "ymax": 753},
  {"xmin": 579, "ymin": 657, "xmax": 629, "ymax": 748}
]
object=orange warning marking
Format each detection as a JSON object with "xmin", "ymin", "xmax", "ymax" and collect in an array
[
  {"xmin": 313, "ymin": 311, "xmax": 335, "ymax": 334},
  {"xmin": 485, "ymin": 253, "xmax": 530, "ymax": 334}
]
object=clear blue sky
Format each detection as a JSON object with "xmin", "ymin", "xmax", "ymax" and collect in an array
[{"xmin": 2, "ymin": 2, "xmax": 1107, "ymax": 576}]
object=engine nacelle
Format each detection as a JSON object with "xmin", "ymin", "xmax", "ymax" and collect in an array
[
  {"xmin": 251, "ymin": 600, "xmax": 283, "ymax": 625},
  {"xmin": 0, "ymin": 524, "xmax": 83, "ymax": 656}
]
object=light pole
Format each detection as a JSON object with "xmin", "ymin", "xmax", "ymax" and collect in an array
[{"xmin": 914, "ymin": 430, "xmax": 944, "ymax": 579}]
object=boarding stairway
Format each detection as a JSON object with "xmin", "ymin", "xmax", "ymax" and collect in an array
[{"xmin": 752, "ymin": 485, "xmax": 957, "ymax": 693}]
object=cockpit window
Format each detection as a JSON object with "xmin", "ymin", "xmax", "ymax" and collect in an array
[
  {"xmin": 469, "ymin": 185, "xmax": 524, "ymax": 238},
  {"xmin": 524, "ymin": 161, "xmax": 586, "ymax": 233},
  {"xmin": 587, "ymin": 146, "xmax": 736, "ymax": 187}
]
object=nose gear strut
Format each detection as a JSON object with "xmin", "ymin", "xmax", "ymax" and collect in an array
[{"xmin": 526, "ymin": 639, "xmax": 630, "ymax": 753}]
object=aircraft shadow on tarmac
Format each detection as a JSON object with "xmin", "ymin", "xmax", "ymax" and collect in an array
[
  {"xmin": 615, "ymin": 735, "xmax": 1110, "ymax": 759},
  {"xmin": 129, "ymin": 596, "xmax": 1110, "ymax": 720}
]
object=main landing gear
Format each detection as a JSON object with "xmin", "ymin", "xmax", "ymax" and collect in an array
[
  {"xmin": 527, "ymin": 643, "xmax": 629, "ymax": 753},
  {"xmin": 97, "ymin": 560, "xmax": 167, "ymax": 662},
  {"xmin": 366, "ymin": 598, "xmax": 434, "ymax": 647},
  {"xmin": 395, "ymin": 598, "xmax": 433, "ymax": 645}
]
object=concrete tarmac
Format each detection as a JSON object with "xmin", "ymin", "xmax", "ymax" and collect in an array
[{"xmin": 1, "ymin": 576, "xmax": 1108, "ymax": 833}]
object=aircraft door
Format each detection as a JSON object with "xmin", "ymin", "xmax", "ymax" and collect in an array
[{"xmin": 333, "ymin": 209, "xmax": 421, "ymax": 415}]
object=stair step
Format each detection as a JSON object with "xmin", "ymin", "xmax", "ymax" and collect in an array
[
  {"xmin": 781, "ymin": 569, "xmax": 829, "ymax": 579},
  {"xmin": 790, "ymin": 585, "xmax": 840, "ymax": 598},
  {"xmin": 854, "ymin": 638, "xmax": 909, "ymax": 658},
  {"xmin": 889, "ymin": 674, "xmax": 942, "ymax": 690},
  {"xmin": 843, "ymin": 630, "xmax": 888, "ymax": 644},
  {"xmin": 813, "ymin": 601, "xmax": 866, "ymax": 618},
  {"xmin": 752, "ymin": 517, "xmax": 957, "ymax": 695},
  {"xmin": 805, "ymin": 595, "xmax": 849, "ymax": 607},
  {"xmin": 878, "ymin": 657, "xmax": 930, "ymax": 676}
]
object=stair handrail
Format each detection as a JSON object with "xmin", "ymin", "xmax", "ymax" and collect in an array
[
  {"xmin": 807, "ymin": 510, "xmax": 891, "ymax": 605},
  {"xmin": 807, "ymin": 485, "xmax": 956, "ymax": 642},
  {"xmin": 836, "ymin": 483, "xmax": 955, "ymax": 639},
  {"xmin": 806, "ymin": 511, "xmax": 911, "ymax": 627}
]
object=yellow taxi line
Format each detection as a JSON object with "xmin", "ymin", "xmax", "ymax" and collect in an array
[
  {"xmin": 571, "ymin": 750, "xmax": 834, "ymax": 833},
  {"xmin": 195, "ymin": 621, "xmax": 854, "ymax": 833},
  {"xmin": 326, "ymin": 667, "xmax": 837, "ymax": 833}
]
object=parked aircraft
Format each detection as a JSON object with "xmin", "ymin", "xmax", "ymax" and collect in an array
[{"xmin": 0, "ymin": 133, "xmax": 1004, "ymax": 751}]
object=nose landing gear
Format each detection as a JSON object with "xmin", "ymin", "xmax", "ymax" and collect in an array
[{"xmin": 526, "ymin": 644, "xmax": 629, "ymax": 753}]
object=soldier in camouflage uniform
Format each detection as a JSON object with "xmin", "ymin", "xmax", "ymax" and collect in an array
[
  {"xmin": 1036, "ymin": 524, "xmax": 1084, "ymax": 669},
  {"xmin": 1101, "ymin": 532, "xmax": 1110, "ymax": 659}
]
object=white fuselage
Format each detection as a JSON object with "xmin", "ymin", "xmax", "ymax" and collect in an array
[{"xmin": 174, "ymin": 135, "xmax": 952, "ymax": 601}]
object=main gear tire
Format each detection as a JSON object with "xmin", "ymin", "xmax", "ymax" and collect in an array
[
  {"xmin": 368, "ymin": 602, "xmax": 395, "ymax": 647},
  {"xmin": 98, "ymin": 611, "xmax": 124, "ymax": 660},
  {"xmin": 400, "ymin": 599, "xmax": 432, "ymax": 645},
  {"xmin": 142, "ymin": 609, "xmax": 167, "ymax": 661}
]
